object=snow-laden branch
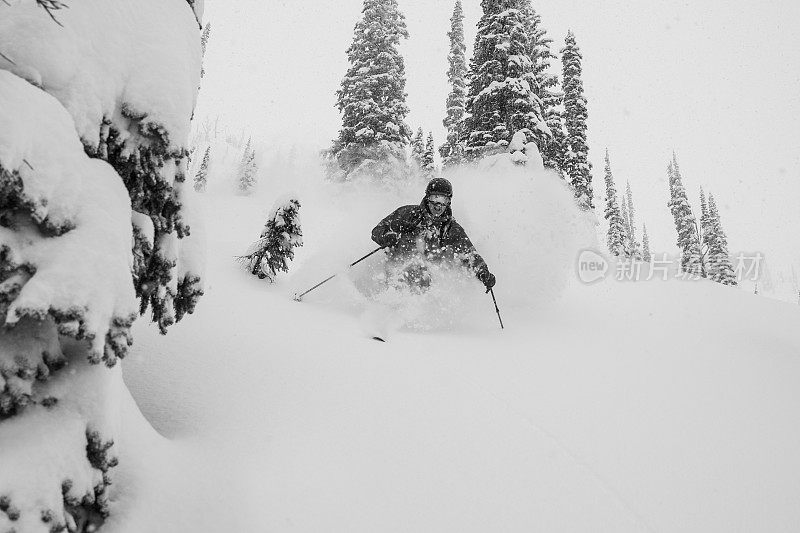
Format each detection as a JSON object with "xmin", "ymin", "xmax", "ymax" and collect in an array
[{"xmin": 0, "ymin": 70, "xmax": 137, "ymax": 366}]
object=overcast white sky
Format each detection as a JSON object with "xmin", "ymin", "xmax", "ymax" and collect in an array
[{"xmin": 197, "ymin": 0, "xmax": 800, "ymax": 278}]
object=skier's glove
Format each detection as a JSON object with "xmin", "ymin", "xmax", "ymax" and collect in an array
[{"xmin": 478, "ymin": 270, "xmax": 496, "ymax": 293}]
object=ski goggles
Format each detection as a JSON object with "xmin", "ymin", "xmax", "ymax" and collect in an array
[{"xmin": 427, "ymin": 195, "xmax": 450, "ymax": 208}]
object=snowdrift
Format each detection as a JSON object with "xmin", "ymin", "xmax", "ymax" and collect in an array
[{"xmin": 120, "ymin": 149, "xmax": 800, "ymax": 532}]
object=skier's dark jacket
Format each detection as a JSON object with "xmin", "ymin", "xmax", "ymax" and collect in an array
[{"xmin": 371, "ymin": 199, "xmax": 490, "ymax": 279}]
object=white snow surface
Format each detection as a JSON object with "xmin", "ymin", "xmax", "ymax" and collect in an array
[
  {"xmin": 0, "ymin": 0, "xmax": 201, "ymax": 151},
  {"xmin": 115, "ymin": 149, "xmax": 800, "ymax": 532}
]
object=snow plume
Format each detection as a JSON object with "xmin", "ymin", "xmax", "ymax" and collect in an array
[
  {"xmin": 121, "ymin": 138, "xmax": 800, "ymax": 530},
  {"xmin": 289, "ymin": 155, "xmax": 596, "ymax": 333},
  {"xmin": 324, "ymin": 141, "xmax": 413, "ymax": 184},
  {"xmin": 446, "ymin": 160, "xmax": 597, "ymax": 310}
]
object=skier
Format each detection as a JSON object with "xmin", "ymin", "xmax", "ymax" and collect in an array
[{"xmin": 371, "ymin": 177, "xmax": 496, "ymax": 292}]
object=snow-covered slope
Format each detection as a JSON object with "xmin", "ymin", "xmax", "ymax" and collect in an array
[{"xmin": 116, "ymin": 157, "xmax": 800, "ymax": 532}]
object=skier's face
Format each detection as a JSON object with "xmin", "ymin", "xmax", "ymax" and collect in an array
[{"xmin": 427, "ymin": 195, "xmax": 450, "ymax": 217}]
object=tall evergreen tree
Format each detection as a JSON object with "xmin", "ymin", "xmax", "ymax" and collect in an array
[
  {"xmin": 667, "ymin": 154, "xmax": 703, "ymax": 276},
  {"xmin": 620, "ymin": 196, "xmax": 632, "ymax": 255},
  {"xmin": 411, "ymin": 127, "xmax": 425, "ymax": 170},
  {"xmin": 698, "ymin": 186, "xmax": 713, "ymax": 252},
  {"xmin": 561, "ymin": 30, "xmax": 593, "ymax": 209},
  {"xmin": 545, "ymin": 113, "xmax": 568, "ymax": 177},
  {"xmin": 440, "ymin": 0, "xmax": 467, "ymax": 168},
  {"xmin": 200, "ymin": 22, "xmax": 211, "ymax": 56},
  {"xmin": 194, "ymin": 145, "xmax": 211, "ymax": 192},
  {"xmin": 641, "ymin": 223, "xmax": 652, "ymax": 262},
  {"xmin": 697, "ymin": 186, "xmax": 715, "ymax": 273},
  {"xmin": 706, "ymin": 193, "xmax": 737, "ymax": 286},
  {"xmin": 330, "ymin": 0, "xmax": 411, "ymax": 178},
  {"xmin": 237, "ymin": 138, "xmax": 257, "ymax": 195},
  {"xmin": 422, "ymin": 132, "xmax": 436, "ymax": 177},
  {"xmin": 603, "ymin": 149, "xmax": 626, "ymax": 257},
  {"xmin": 200, "ymin": 21, "xmax": 211, "ymax": 78},
  {"xmin": 461, "ymin": 0, "xmax": 550, "ymax": 159},
  {"xmin": 625, "ymin": 181, "xmax": 642, "ymax": 259},
  {"xmin": 521, "ymin": 1, "xmax": 563, "ymax": 174}
]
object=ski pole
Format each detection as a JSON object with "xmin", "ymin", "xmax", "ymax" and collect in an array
[
  {"xmin": 489, "ymin": 288, "xmax": 504, "ymax": 330},
  {"xmin": 293, "ymin": 246, "xmax": 384, "ymax": 301}
]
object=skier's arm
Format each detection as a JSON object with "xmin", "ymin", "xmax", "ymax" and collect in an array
[
  {"xmin": 450, "ymin": 224, "xmax": 495, "ymax": 290},
  {"xmin": 371, "ymin": 206, "xmax": 413, "ymax": 247}
]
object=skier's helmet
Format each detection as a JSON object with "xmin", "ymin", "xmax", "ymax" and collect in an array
[{"xmin": 425, "ymin": 177, "xmax": 453, "ymax": 198}]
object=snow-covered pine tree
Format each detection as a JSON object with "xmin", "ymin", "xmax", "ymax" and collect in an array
[
  {"xmin": 625, "ymin": 181, "xmax": 642, "ymax": 259},
  {"xmin": 603, "ymin": 150, "xmax": 626, "ymax": 257},
  {"xmin": 237, "ymin": 138, "xmax": 257, "ymax": 195},
  {"xmin": 238, "ymin": 197, "xmax": 303, "ymax": 282},
  {"xmin": 411, "ymin": 127, "xmax": 425, "ymax": 171},
  {"xmin": 329, "ymin": 0, "xmax": 412, "ymax": 180},
  {"xmin": 537, "ymin": 129, "xmax": 566, "ymax": 179},
  {"xmin": 698, "ymin": 186, "xmax": 713, "ymax": 253},
  {"xmin": 422, "ymin": 132, "xmax": 436, "ymax": 177},
  {"xmin": 200, "ymin": 21, "xmax": 211, "ymax": 78},
  {"xmin": 561, "ymin": 30, "xmax": 593, "ymax": 209},
  {"xmin": 461, "ymin": 0, "xmax": 550, "ymax": 160},
  {"xmin": 620, "ymin": 196, "xmax": 632, "ymax": 256},
  {"xmin": 706, "ymin": 193, "xmax": 737, "ymax": 286},
  {"xmin": 697, "ymin": 186, "xmax": 717, "ymax": 274},
  {"xmin": 667, "ymin": 154, "xmax": 703, "ymax": 276},
  {"xmin": 642, "ymin": 223, "xmax": 652, "ymax": 262},
  {"xmin": 521, "ymin": 1, "xmax": 564, "ymax": 174},
  {"xmin": 0, "ymin": 1, "xmax": 204, "ymax": 529},
  {"xmin": 194, "ymin": 145, "xmax": 211, "ymax": 192},
  {"xmin": 241, "ymin": 137, "xmax": 251, "ymax": 161},
  {"xmin": 542, "ymin": 103, "xmax": 567, "ymax": 178},
  {"xmin": 440, "ymin": 0, "xmax": 468, "ymax": 168},
  {"xmin": 242, "ymin": 150, "xmax": 257, "ymax": 193},
  {"xmin": 201, "ymin": 21, "xmax": 211, "ymax": 56}
]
